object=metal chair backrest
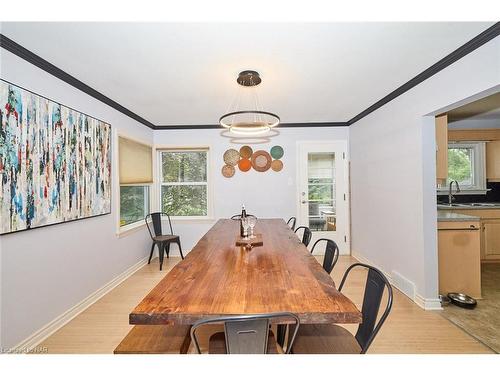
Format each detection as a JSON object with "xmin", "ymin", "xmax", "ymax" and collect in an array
[
  {"xmin": 145, "ymin": 212, "xmax": 173, "ymax": 239},
  {"xmin": 310, "ymin": 238, "xmax": 339, "ymax": 274},
  {"xmin": 287, "ymin": 217, "xmax": 297, "ymax": 231},
  {"xmin": 190, "ymin": 313, "xmax": 300, "ymax": 354},
  {"xmin": 231, "ymin": 214, "xmax": 257, "ymax": 220},
  {"xmin": 338, "ymin": 263, "xmax": 393, "ymax": 353},
  {"xmin": 294, "ymin": 226, "xmax": 312, "ymax": 247}
]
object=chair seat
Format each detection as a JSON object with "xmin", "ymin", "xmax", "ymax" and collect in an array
[
  {"xmin": 114, "ymin": 325, "xmax": 191, "ymax": 354},
  {"xmin": 291, "ymin": 324, "xmax": 361, "ymax": 354},
  {"xmin": 153, "ymin": 235, "xmax": 179, "ymax": 242},
  {"xmin": 208, "ymin": 331, "xmax": 280, "ymax": 354}
]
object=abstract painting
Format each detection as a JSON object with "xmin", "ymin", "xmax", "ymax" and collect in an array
[{"xmin": 0, "ymin": 80, "xmax": 111, "ymax": 234}]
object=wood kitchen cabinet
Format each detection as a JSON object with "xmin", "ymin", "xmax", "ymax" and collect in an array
[
  {"xmin": 486, "ymin": 140, "xmax": 500, "ymax": 181},
  {"xmin": 438, "ymin": 220, "xmax": 482, "ymax": 299},
  {"xmin": 450, "ymin": 209, "xmax": 500, "ymax": 261},
  {"xmin": 435, "ymin": 114, "xmax": 448, "ymax": 184},
  {"xmin": 483, "ymin": 220, "xmax": 500, "ymax": 259}
]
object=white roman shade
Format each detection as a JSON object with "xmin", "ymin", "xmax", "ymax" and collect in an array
[{"xmin": 119, "ymin": 137, "xmax": 153, "ymax": 184}]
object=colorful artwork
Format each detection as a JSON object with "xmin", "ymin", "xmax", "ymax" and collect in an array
[
  {"xmin": 221, "ymin": 145, "xmax": 284, "ymax": 177},
  {"xmin": 0, "ymin": 80, "xmax": 112, "ymax": 234}
]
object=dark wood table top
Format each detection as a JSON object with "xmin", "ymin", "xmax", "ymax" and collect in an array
[{"xmin": 130, "ymin": 219, "xmax": 361, "ymax": 325}]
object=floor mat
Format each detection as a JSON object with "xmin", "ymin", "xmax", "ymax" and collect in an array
[{"xmin": 439, "ymin": 263, "xmax": 500, "ymax": 353}]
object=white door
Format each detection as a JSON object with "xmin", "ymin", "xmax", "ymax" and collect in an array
[{"xmin": 297, "ymin": 141, "xmax": 349, "ymax": 254}]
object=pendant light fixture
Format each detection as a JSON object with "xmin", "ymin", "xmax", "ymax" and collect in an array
[{"xmin": 219, "ymin": 70, "xmax": 280, "ymax": 135}]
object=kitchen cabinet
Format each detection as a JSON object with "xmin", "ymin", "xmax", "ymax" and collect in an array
[
  {"xmin": 438, "ymin": 220, "xmax": 482, "ymax": 299},
  {"xmin": 483, "ymin": 220, "xmax": 500, "ymax": 259},
  {"xmin": 448, "ymin": 209, "xmax": 500, "ymax": 261},
  {"xmin": 435, "ymin": 114, "xmax": 448, "ymax": 185},
  {"xmin": 486, "ymin": 140, "xmax": 500, "ymax": 181}
]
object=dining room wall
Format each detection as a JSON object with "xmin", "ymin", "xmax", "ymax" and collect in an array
[
  {"xmin": 153, "ymin": 127, "xmax": 350, "ymax": 254},
  {"xmin": 349, "ymin": 37, "xmax": 500, "ymax": 309},
  {"xmin": 0, "ymin": 49, "xmax": 154, "ymax": 349}
]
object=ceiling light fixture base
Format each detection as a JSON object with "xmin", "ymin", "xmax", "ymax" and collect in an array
[{"xmin": 236, "ymin": 70, "xmax": 262, "ymax": 86}]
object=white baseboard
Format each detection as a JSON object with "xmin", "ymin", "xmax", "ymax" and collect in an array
[
  {"xmin": 351, "ymin": 251, "xmax": 393, "ymax": 284},
  {"xmin": 11, "ymin": 256, "xmax": 150, "ymax": 353},
  {"xmin": 351, "ymin": 251, "xmax": 442, "ymax": 311},
  {"xmin": 415, "ymin": 294, "xmax": 442, "ymax": 310}
]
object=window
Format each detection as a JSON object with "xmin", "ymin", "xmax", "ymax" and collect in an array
[
  {"xmin": 444, "ymin": 142, "xmax": 486, "ymax": 192},
  {"xmin": 120, "ymin": 186, "xmax": 150, "ymax": 226},
  {"xmin": 159, "ymin": 149, "xmax": 209, "ymax": 217},
  {"xmin": 118, "ymin": 136, "xmax": 153, "ymax": 228},
  {"xmin": 307, "ymin": 152, "xmax": 336, "ymax": 232}
]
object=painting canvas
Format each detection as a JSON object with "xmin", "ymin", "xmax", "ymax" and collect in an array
[{"xmin": 0, "ymin": 80, "xmax": 111, "ymax": 234}]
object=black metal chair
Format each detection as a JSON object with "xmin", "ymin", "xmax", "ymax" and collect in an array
[
  {"xmin": 310, "ymin": 238, "xmax": 340, "ymax": 274},
  {"xmin": 145, "ymin": 212, "xmax": 184, "ymax": 271},
  {"xmin": 231, "ymin": 214, "xmax": 257, "ymax": 220},
  {"xmin": 292, "ymin": 263, "xmax": 393, "ymax": 354},
  {"xmin": 190, "ymin": 313, "xmax": 300, "ymax": 354},
  {"xmin": 286, "ymin": 217, "xmax": 297, "ymax": 231},
  {"xmin": 294, "ymin": 226, "xmax": 312, "ymax": 247}
]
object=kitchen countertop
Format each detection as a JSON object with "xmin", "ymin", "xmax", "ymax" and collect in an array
[
  {"xmin": 438, "ymin": 203, "xmax": 500, "ymax": 210},
  {"xmin": 437, "ymin": 211, "xmax": 480, "ymax": 222}
]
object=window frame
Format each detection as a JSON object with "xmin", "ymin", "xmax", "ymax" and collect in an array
[
  {"xmin": 437, "ymin": 141, "xmax": 487, "ymax": 195},
  {"xmin": 115, "ymin": 131, "xmax": 154, "ymax": 236},
  {"xmin": 157, "ymin": 147, "xmax": 212, "ymax": 220}
]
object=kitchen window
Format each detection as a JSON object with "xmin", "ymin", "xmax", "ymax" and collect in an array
[
  {"xmin": 159, "ymin": 149, "xmax": 210, "ymax": 217},
  {"xmin": 441, "ymin": 142, "xmax": 487, "ymax": 193}
]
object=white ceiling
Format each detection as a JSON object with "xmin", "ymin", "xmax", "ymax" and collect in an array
[{"xmin": 1, "ymin": 22, "xmax": 495, "ymax": 126}]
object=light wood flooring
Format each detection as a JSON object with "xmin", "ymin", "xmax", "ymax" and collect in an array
[
  {"xmin": 439, "ymin": 263, "xmax": 500, "ymax": 353},
  {"xmin": 39, "ymin": 256, "xmax": 493, "ymax": 354}
]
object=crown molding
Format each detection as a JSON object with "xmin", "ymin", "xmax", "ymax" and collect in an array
[
  {"xmin": 2, "ymin": 23, "xmax": 499, "ymax": 131},
  {"xmin": 348, "ymin": 22, "xmax": 500, "ymax": 125},
  {"xmin": 0, "ymin": 33, "xmax": 157, "ymax": 129},
  {"xmin": 154, "ymin": 122, "xmax": 348, "ymax": 130}
]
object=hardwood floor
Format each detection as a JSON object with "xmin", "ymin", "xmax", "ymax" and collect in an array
[{"xmin": 39, "ymin": 256, "xmax": 492, "ymax": 354}]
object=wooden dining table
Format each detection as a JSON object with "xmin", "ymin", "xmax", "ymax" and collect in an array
[{"xmin": 130, "ymin": 218, "xmax": 361, "ymax": 326}]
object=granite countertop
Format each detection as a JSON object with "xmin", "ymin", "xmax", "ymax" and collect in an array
[
  {"xmin": 437, "ymin": 203, "xmax": 500, "ymax": 210},
  {"xmin": 437, "ymin": 211, "xmax": 480, "ymax": 222}
]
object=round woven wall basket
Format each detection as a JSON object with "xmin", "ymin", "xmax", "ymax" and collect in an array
[
  {"xmin": 223, "ymin": 149, "xmax": 240, "ymax": 166},
  {"xmin": 222, "ymin": 164, "xmax": 235, "ymax": 178},
  {"xmin": 251, "ymin": 150, "xmax": 272, "ymax": 172}
]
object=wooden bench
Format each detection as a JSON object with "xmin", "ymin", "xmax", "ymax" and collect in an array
[{"xmin": 114, "ymin": 325, "xmax": 191, "ymax": 354}]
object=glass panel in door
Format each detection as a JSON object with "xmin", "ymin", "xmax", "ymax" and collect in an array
[{"xmin": 307, "ymin": 152, "xmax": 336, "ymax": 232}]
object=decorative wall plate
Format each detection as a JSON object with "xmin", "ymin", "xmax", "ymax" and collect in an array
[
  {"xmin": 251, "ymin": 150, "xmax": 272, "ymax": 172},
  {"xmin": 223, "ymin": 149, "xmax": 240, "ymax": 166},
  {"xmin": 271, "ymin": 159, "xmax": 283, "ymax": 172},
  {"xmin": 222, "ymin": 164, "xmax": 235, "ymax": 178},
  {"xmin": 238, "ymin": 158, "xmax": 252, "ymax": 172},
  {"xmin": 239, "ymin": 145, "xmax": 253, "ymax": 159},
  {"xmin": 270, "ymin": 145, "xmax": 284, "ymax": 159}
]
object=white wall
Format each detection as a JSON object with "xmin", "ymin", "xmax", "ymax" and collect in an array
[
  {"xmin": 153, "ymin": 127, "xmax": 349, "ymax": 252},
  {"xmin": 350, "ymin": 37, "xmax": 500, "ymax": 308},
  {"xmin": 0, "ymin": 50, "xmax": 154, "ymax": 349}
]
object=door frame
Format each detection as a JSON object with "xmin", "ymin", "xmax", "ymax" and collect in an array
[{"xmin": 295, "ymin": 140, "xmax": 351, "ymax": 255}]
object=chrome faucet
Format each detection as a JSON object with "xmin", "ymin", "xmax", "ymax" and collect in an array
[{"xmin": 448, "ymin": 180, "xmax": 461, "ymax": 205}]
